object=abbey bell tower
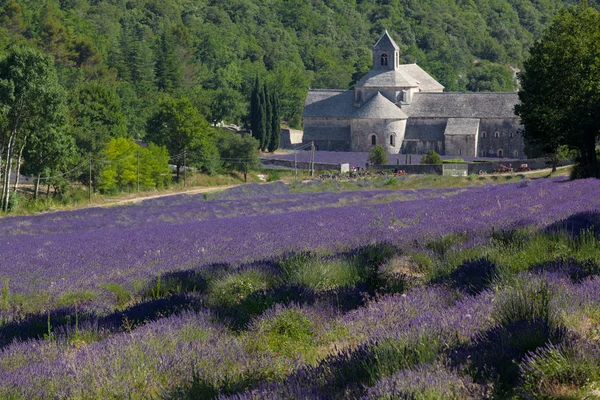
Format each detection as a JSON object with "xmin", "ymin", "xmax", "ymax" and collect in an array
[{"xmin": 373, "ymin": 30, "xmax": 399, "ymax": 71}]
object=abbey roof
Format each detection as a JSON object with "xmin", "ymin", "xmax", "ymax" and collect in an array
[
  {"xmin": 355, "ymin": 69, "xmax": 419, "ymax": 88},
  {"xmin": 303, "ymin": 90, "xmax": 519, "ymax": 120},
  {"xmin": 373, "ymin": 31, "xmax": 399, "ymax": 50},
  {"xmin": 444, "ymin": 118, "xmax": 480, "ymax": 135},
  {"xmin": 397, "ymin": 64, "xmax": 445, "ymax": 92},
  {"xmin": 353, "ymin": 92, "xmax": 408, "ymax": 119},
  {"xmin": 405, "ymin": 92, "xmax": 519, "ymax": 119}
]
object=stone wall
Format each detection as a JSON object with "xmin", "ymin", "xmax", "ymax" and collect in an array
[
  {"xmin": 467, "ymin": 158, "xmax": 571, "ymax": 174},
  {"xmin": 445, "ymin": 134, "xmax": 478, "ymax": 157},
  {"xmin": 367, "ymin": 163, "xmax": 444, "ymax": 175},
  {"xmin": 477, "ymin": 119, "xmax": 524, "ymax": 158},
  {"xmin": 261, "ymin": 158, "xmax": 348, "ymax": 171},
  {"xmin": 303, "ymin": 118, "xmax": 351, "ymax": 151},
  {"xmin": 279, "ymin": 129, "xmax": 304, "ymax": 149},
  {"xmin": 351, "ymin": 118, "xmax": 406, "ymax": 153}
]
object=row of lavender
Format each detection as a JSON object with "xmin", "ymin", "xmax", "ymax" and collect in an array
[
  {"xmin": 0, "ymin": 178, "xmax": 598, "ymax": 300},
  {"xmin": 1, "ymin": 266, "xmax": 599, "ymax": 398}
]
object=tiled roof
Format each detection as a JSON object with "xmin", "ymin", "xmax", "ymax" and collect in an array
[
  {"xmin": 303, "ymin": 126, "xmax": 350, "ymax": 141},
  {"xmin": 444, "ymin": 118, "xmax": 480, "ymax": 135},
  {"xmin": 397, "ymin": 64, "xmax": 445, "ymax": 92},
  {"xmin": 404, "ymin": 92, "xmax": 519, "ymax": 119},
  {"xmin": 353, "ymin": 93, "xmax": 408, "ymax": 119},
  {"xmin": 303, "ymin": 90, "xmax": 355, "ymax": 118},
  {"xmin": 355, "ymin": 69, "xmax": 419, "ymax": 88},
  {"xmin": 373, "ymin": 31, "xmax": 399, "ymax": 50}
]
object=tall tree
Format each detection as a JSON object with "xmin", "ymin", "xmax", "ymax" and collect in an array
[
  {"xmin": 217, "ymin": 130, "xmax": 260, "ymax": 183},
  {"xmin": 250, "ymin": 76, "xmax": 266, "ymax": 150},
  {"xmin": 155, "ymin": 28, "xmax": 182, "ymax": 92},
  {"xmin": 263, "ymin": 82, "xmax": 273, "ymax": 152},
  {"xmin": 0, "ymin": 45, "xmax": 68, "ymax": 212},
  {"xmin": 516, "ymin": 2, "xmax": 600, "ymax": 178},
  {"xmin": 268, "ymin": 91, "xmax": 281, "ymax": 153},
  {"xmin": 71, "ymin": 82, "xmax": 128, "ymax": 156},
  {"xmin": 22, "ymin": 125, "xmax": 75, "ymax": 200},
  {"xmin": 146, "ymin": 95, "xmax": 215, "ymax": 180}
]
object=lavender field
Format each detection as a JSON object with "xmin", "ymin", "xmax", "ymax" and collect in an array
[{"xmin": 1, "ymin": 176, "xmax": 600, "ymax": 398}]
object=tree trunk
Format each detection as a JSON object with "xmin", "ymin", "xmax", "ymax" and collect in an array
[
  {"xmin": 12, "ymin": 143, "xmax": 25, "ymax": 193},
  {"xmin": 2, "ymin": 131, "xmax": 16, "ymax": 212},
  {"xmin": 34, "ymin": 175, "xmax": 40, "ymax": 200},
  {"xmin": 0, "ymin": 141, "xmax": 5, "ymax": 205},
  {"xmin": 176, "ymin": 164, "xmax": 180, "ymax": 182},
  {"xmin": 582, "ymin": 127, "xmax": 598, "ymax": 178},
  {"xmin": 46, "ymin": 183, "xmax": 50, "ymax": 198}
]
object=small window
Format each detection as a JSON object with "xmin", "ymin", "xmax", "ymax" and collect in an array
[
  {"xmin": 371, "ymin": 135, "xmax": 377, "ymax": 146},
  {"xmin": 381, "ymin": 53, "xmax": 388, "ymax": 66},
  {"xmin": 494, "ymin": 131, "xmax": 500, "ymax": 138},
  {"xmin": 513, "ymin": 150, "xmax": 519, "ymax": 158},
  {"xmin": 497, "ymin": 149, "xmax": 504, "ymax": 158},
  {"xmin": 481, "ymin": 131, "xmax": 486, "ymax": 138},
  {"xmin": 390, "ymin": 134, "xmax": 395, "ymax": 147},
  {"xmin": 509, "ymin": 131, "xmax": 514, "ymax": 138},
  {"xmin": 459, "ymin": 148, "xmax": 462, "ymax": 155}
]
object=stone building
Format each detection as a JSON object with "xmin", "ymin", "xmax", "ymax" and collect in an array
[{"xmin": 302, "ymin": 31, "xmax": 524, "ymax": 158}]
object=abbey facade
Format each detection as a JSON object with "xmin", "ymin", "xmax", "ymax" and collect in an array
[{"xmin": 302, "ymin": 32, "xmax": 524, "ymax": 158}]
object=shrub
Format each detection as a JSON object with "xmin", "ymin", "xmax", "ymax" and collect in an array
[
  {"xmin": 494, "ymin": 277, "xmax": 552, "ymax": 327},
  {"xmin": 279, "ymin": 253, "xmax": 361, "ymax": 291},
  {"xmin": 420, "ymin": 150, "xmax": 442, "ymax": 165},
  {"xmin": 248, "ymin": 306, "xmax": 315, "ymax": 359},
  {"xmin": 208, "ymin": 270, "xmax": 272, "ymax": 308},
  {"xmin": 368, "ymin": 145, "xmax": 388, "ymax": 165},
  {"xmin": 520, "ymin": 336, "xmax": 600, "ymax": 398}
]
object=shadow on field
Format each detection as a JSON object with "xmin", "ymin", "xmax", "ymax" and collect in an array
[
  {"xmin": 0, "ymin": 293, "xmax": 203, "ymax": 348},
  {"xmin": 545, "ymin": 211, "xmax": 600, "ymax": 238}
]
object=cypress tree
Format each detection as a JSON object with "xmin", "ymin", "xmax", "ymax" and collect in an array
[
  {"xmin": 250, "ymin": 75, "xmax": 261, "ymax": 148},
  {"xmin": 263, "ymin": 82, "xmax": 272, "ymax": 152},
  {"xmin": 257, "ymin": 81, "xmax": 267, "ymax": 151},
  {"xmin": 268, "ymin": 91, "xmax": 281, "ymax": 152}
]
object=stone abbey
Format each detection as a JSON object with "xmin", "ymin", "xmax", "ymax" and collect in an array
[{"xmin": 302, "ymin": 32, "xmax": 524, "ymax": 158}]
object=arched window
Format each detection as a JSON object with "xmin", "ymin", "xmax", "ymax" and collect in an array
[
  {"xmin": 390, "ymin": 134, "xmax": 396, "ymax": 147},
  {"xmin": 513, "ymin": 150, "xmax": 519, "ymax": 158},
  {"xmin": 494, "ymin": 131, "xmax": 500, "ymax": 138},
  {"xmin": 371, "ymin": 135, "xmax": 377, "ymax": 146},
  {"xmin": 509, "ymin": 131, "xmax": 514, "ymax": 138},
  {"xmin": 459, "ymin": 148, "xmax": 462, "ymax": 155},
  {"xmin": 497, "ymin": 149, "xmax": 504, "ymax": 158},
  {"xmin": 481, "ymin": 131, "xmax": 487, "ymax": 138},
  {"xmin": 381, "ymin": 53, "xmax": 388, "ymax": 66}
]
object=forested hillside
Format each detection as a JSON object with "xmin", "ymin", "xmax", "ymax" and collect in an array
[{"xmin": 0, "ymin": 0, "xmax": 594, "ymax": 129}]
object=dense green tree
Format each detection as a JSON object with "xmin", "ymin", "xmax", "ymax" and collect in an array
[
  {"xmin": 0, "ymin": 45, "xmax": 68, "ymax": 212},
  {"xmin": 22, "ymin": 124, "xmax": 75, "ymax": 200},
  {"xmin": 70, "ymin": 82, "xmax": 128, "ymax": 157},
  {"xmin": 515, "ymin": 2, "xmax": 600, "ymax": 178},
  {"xmin": 217, "ymin": 130, "xmax": 260, "ymax": 182},
  {"xmin": 146, "ymin": 95, "xmax": 216, "ymax": 180},
  {"xmin": 466, "ymin": 61, "xmax": 516, "ymax": 92},
  {"xmin": 155, "ymin": 28, "xmax": 182, "ymax": 92},
  {"xmin": 420, "ymin": 150, "xmax": 442, "ymax": 164},
  {"xmin": 368, "ymin": 145, "xmax": 388, "ymax": 165},
  {"xmin": 98, "ymin": 137, "xmax": 170, "ymax": 193}
]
